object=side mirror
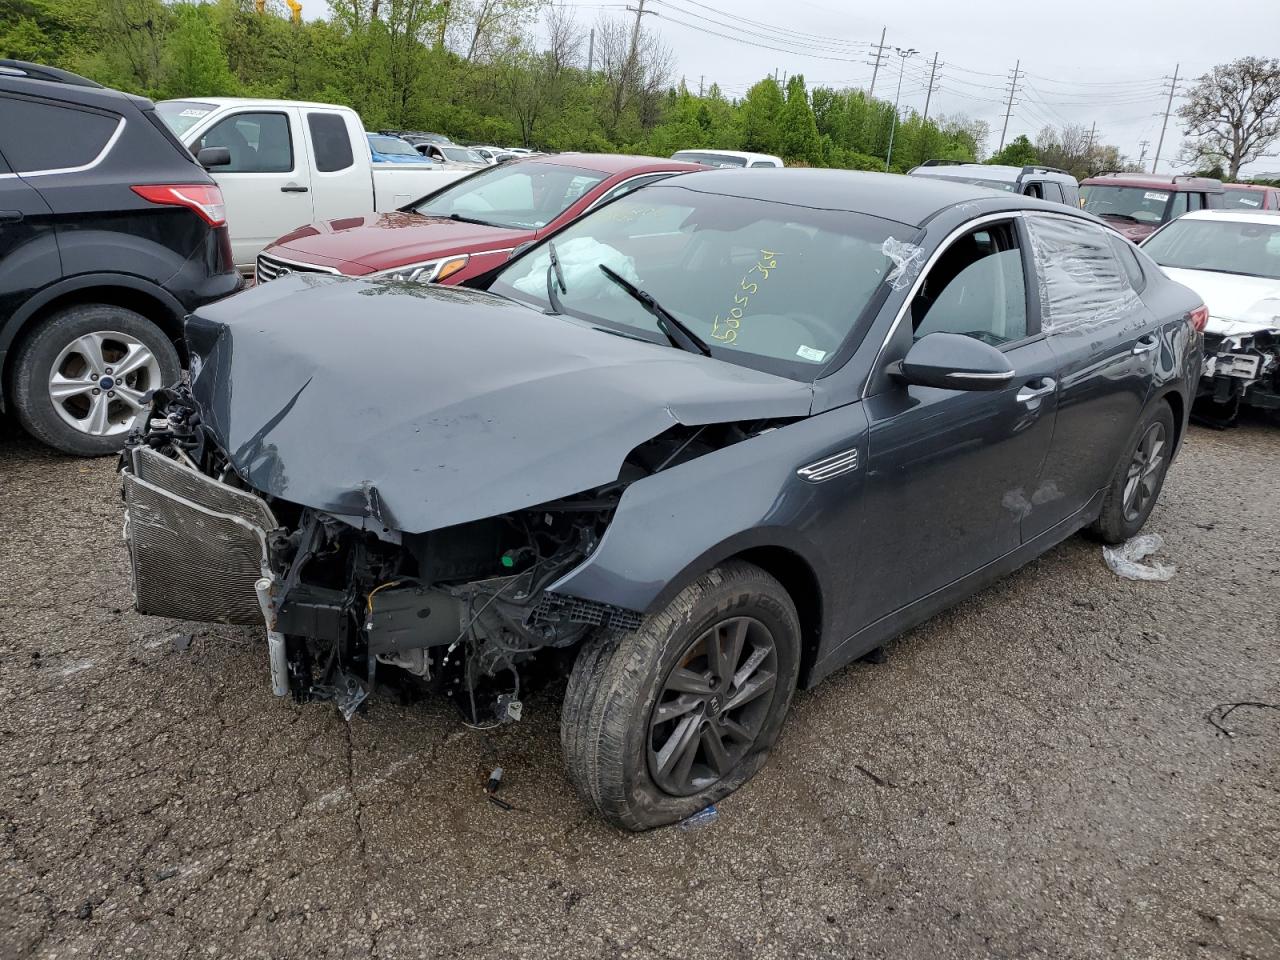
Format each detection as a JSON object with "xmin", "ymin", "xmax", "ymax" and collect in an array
[
  {"xmin": 892, "ymin": 331, "xmax": 1015, "ymax": 391},
  {"xmin": 196, "ymin": 146, "xmax": 231, "ymax": 168}
]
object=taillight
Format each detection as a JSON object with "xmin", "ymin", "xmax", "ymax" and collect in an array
[
  {"xmin": 1188, "ymin": 304, "xmax": 1209, "ymax": 333},
  {"xmin": 131, "ymin": 184, "xmax": 227, "ymax": 227}
]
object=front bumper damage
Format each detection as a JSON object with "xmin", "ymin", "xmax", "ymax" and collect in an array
[
  {"xmin": 1197, "ymin": 328, "xmax": 1280, "ymax": 423},
  {"xmin": 121, "ymin": 387, "xmax": 648, "ymax": 723}
]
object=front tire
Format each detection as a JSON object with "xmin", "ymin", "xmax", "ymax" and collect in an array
[
  {"xmin": 1090, "ymin": 400, "xmax": 1176, "ymax": 544},
  {"xmin": 11, "ymin": 305, "xmax": 180, "ymax": 457},
  {"xmin": 561, "ymin": 562, "xmax": 801, "ymax": 831}
]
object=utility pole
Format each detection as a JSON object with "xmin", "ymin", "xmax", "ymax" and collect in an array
[
  {"xmin": 1137, "ymin": 139, "xmax": 1150, "ymax": 168},
  {"xmin": 624, "ymin": 0, "xmax": 654, "ymax": 84},
  {"xmin": 1152, "ymin": 64, "xmax": 1179, "ymax": 174},
  {"xmin": 885, "ymin": 47, "xmax": 918, "ymax": 172},
  {"xmin": 587, "ymin": 28, "xmax": 594, "ymax": 74},
  {"xmin": 868, "ymin": 27, "xmax": 887, "ymax": 99},
  {"xmin": 998, "ymin": 59, "xmax": 1020, "ymax": 153},
  {"xmin": 921, "ymin": 52, "xmax": 940, "ymax": 124},
  {"xmin": 1085, "ymin": 121, "xmax": 1097, "ymax": 151},
  {"xmin": 698, "ymin": 75, "xmax": 704, "ymax": 97}
]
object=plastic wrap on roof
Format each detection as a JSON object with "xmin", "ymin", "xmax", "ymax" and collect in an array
[
  {"xmin": 1025, "ymin": 216, "xmax": 1143, "ymax": 333},
  {"xmin": 882, "ymin": 237, "xmax": 926, "ymax": 291}
]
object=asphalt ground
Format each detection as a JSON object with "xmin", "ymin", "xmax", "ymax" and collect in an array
[{"xmin": 2, "ymin": 414, "xmax": 1277, "ymax": 960}]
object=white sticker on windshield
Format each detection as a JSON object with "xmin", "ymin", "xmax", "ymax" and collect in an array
[
  {"xmin": 796, "ymin": 345, "xmax": 827, "ymax": 362},
  {"xmin": 1240, "ymin": 197, "xmax": 1261, "ymax": 207},
  {"xmin": 1143, "ymin": 191, "xmax": 1169, "ymax": 202},
  {"xmin": 178, "ymin": 108, "xmax": 211, "ymax": 118}
]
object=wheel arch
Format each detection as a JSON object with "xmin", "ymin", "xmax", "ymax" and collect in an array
[
  {"xmin": 1153, "ymin": 385, "xmax": 1186, "ymax": 458},
  {"xmin": 1, "ymin": 275, "xmax": 186, "ymax": 409}
]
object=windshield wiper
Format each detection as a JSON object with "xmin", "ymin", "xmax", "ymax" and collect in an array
[
  {"xmin": 544, "ymin": 240, "xmax": 567, "ymax": 315},
  {"xmin": 598, "ymin": 264, "xmax": 711, "ymax": 357},
  {"xmin": 1097, "ymin": 212, "xmax": 1140, "ymax": 223},
  {"xmin": 447, "ymin": 213, "xmax": 500, "ymax": 227}
]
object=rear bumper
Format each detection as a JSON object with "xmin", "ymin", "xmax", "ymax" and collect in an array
[{"xmin": 122, "ymin": 445, "xmax": 278, "ymax": 625}]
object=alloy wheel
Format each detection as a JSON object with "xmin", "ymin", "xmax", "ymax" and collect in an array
[
  {"xmin": 1122, "ymin": 420, "xmax": 1167, "ymax": 522},
  {"xmin": 47, "ymin": 331, "xmax": 159, "ymax": 438},
  {"xmin": 647, "ymin": 616, "xmax": 779, "ymax": 797}
]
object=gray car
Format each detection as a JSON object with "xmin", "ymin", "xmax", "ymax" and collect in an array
[
  {"xmin": 909, "ymin": 160, "xmax": 1082, "ymax": 208},
  {"xmin": 120, "ymin": 170, "xmax": 1202, "ymax": 830}
]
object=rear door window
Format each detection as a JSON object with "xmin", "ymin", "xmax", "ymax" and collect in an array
[
  {"xmin": 1043, "ymin": 181, "xmax": 1065, "ymax": 204},
  {"xmin": 0, "ymin": 96, "xmax": 119, "ymax": 173},
  {"xmin": 307, "ymin": 112, "xmax": 354, "ymax": 172},
  {"xmin": 196, "ymin": 112, "xmax": 294, "ymax": 173},
  {"xmin": 1025, "ymin": 215, "xmax": 1142, "ymax": 333}
]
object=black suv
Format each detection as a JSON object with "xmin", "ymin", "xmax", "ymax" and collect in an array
[{"xmin": 0, "ymin": 60, "xmax": 238, "ymax": 456}]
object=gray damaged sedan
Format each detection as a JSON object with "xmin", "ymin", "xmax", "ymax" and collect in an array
[{"xmin": 121, "ymin": 170, "xmax": 1203, "ymax": 829}]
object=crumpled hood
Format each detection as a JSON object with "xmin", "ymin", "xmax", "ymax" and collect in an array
[
  {"xmin": 185, "ymin": 275, "xmax": 813, "ymax": 533},
  {"xmin": 1160, "ymin": 267, "xmax": 1280, "ymax": 337},
  {"xmin": 271, "ymin": 212, "xmax": 529, "ymax": 272}
]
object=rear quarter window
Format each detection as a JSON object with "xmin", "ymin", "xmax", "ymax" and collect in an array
[
  {"xmin": 0, "ymin": 96, "xmax": 119, "ymax": 173},
  {"xmin": 308, "ymin": 113, "xmax": 355, "ymax": 172},
  {"xmin": 1025, "ymin": 215, "xmax": 1142, "ymax": 333}
]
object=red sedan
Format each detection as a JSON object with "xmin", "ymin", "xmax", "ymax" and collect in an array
[{"xmin": 254, "ymin": 153, "xmax": 704, "ymax": 286}]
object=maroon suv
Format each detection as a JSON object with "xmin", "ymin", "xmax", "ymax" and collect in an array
[
  {"xmin": 254, "ymin": 153, "xmax": 703, "ymax": 286},
  {"xmin": 1079, "ymin": 173, "xmax": 1225, "ymax": 242}
]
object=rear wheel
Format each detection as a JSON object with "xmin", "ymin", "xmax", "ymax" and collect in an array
[
  {"xmin": 561, "ymin": 561, "xmax": 801, "ymax": 831},
  {"xmin": 1090, "ymin": 401, "xmax": 1175, "ymax": 544},
  {"xmin": 11, "ymin": 304, "xmax": 180, "ymax": 456}
]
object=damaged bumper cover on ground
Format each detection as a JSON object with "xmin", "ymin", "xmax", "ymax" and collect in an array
[{"xmin": 120, "ymin": 278, "xmax": 810, "ymax": 722}]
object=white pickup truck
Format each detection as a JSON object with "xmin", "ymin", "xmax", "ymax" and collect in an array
[{"xmin": 155, "ymin": 98, "xmax": 472, "ymax": 270}]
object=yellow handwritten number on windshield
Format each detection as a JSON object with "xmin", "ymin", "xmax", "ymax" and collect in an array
[{"xmin": 711, "ymin": 250, "xmax": 779, "ymax": 343}]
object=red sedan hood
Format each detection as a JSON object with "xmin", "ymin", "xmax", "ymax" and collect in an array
[
  {"xmin": 270, "ymin": 212, "xmax": 532, "ymax": 273},
  {"xmin": 1099, "ymin": 217, "xmax": 1156, "ymax": 243}
]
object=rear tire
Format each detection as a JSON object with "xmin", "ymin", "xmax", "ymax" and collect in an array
[
  {"xmin": 11, "ymin": 304, "xmax": 180, "ymax": 457},
  {"xmin": 561, "ymin": 562, "xmax": 801, "ymax": 831},
  {"xmin": 1089, "ymin": 400, "xmax": 1176, "ymax": 544}
]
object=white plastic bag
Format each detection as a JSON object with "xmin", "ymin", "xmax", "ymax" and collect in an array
[{"xmin": 1102, "ymin": 533, "xmax": 1176, "ymax": 582}]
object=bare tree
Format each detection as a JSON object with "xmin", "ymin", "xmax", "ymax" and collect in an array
[
  {"xmin": 1179, "ymin": 57, "xmax": 1280, "ymax": 179},
  {"xmin": 463, "ymin": 0, "xmax": 542, "ymax": 62},
  {"xmin": 544, "ymin": 4, "xmax": 583, "ymax": 74},
  {"xmin": 594, "ymin": 14, "xmax": 672, "ymax": 134}
]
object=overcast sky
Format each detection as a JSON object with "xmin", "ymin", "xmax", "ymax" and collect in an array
[{"xmin": 550, "ymin": 0, "xmax": 1280, "ymax": 175}]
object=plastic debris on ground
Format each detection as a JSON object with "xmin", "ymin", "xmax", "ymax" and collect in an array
[
  {"xmin": 1103, "ymin": 533, "xmax": 1176, "ymax": 582},
  {"xmin": 679, "ymin": 805, "xmax": 719, "ymax": 831}
]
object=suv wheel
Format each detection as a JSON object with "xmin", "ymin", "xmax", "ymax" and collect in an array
[
  {"xmin": 561, "ymin": 562, "xmax": 801, "ymax": 831},
  {"xmin": 11, "ymin": 304, "xmax": 180, "ymax": 456}
]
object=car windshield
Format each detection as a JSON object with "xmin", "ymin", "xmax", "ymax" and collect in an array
[
  {"xmin": 441, "ymin": 147, "xmax": 485, "ymax": 164},
  {"xmin": 1143, "ymin": 218, "xmax": 1280, "ymax": 280},
  {"xmin": 155, "ymin": 100, "xmax": 217, "ymax": 137},
  {"xmin": 673, "ymin": 151, "xmax": 747, "ymax": 167},
  {"xmin": 370, "ymin": 136, "xmax": 421, "ymax": 157},
  {"xmin": 1081, "ymin": 185, "xmax": 1171, "ymax": 224},
  {"xmin": 488, "ymin": 184, "xmax": 913, "ymax": 380},
  {"xmin": 1222, "ymin": 187, "xmax": 1268, "ymax": 210},
  {"xmin": 412, "ymin": 162, "xmax": 606, "ymax": 229}
]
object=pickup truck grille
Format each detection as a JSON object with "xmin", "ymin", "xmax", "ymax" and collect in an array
[{"xmin": 255, "ymin": 253, "xmax": 339, "ymax": 285}]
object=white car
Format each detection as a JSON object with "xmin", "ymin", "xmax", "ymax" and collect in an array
[
  {"xmin": 156, "ymin": 98, "xmax": 471, "ymax": 271},
  {"xmin": 671, "ymin": 149, "xmax": 784, "ymax": 168},
  {"xmin": 470, "ymin": 145, "xmax": 519, "ymax": 165},
  {"xmin": 1141, "ymin": 209, "xmax": 1280, "ymax": 422},
  {"xmin": 415, "ymin": 142, "xmax": 489, "ymax": 168}
]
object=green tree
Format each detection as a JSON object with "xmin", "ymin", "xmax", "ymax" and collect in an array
[
  {"xmin": 739, "ymin": 76, "xmax": 783, "ymax": 154},
  {"xmin": 987, "ymin": 134, "xmax": 1039, "ymax": 166},
  {"xmin": 161, "ymin": 4, "xmax": 237, "ymax": 98},
  {"xmin": 777, "ymin": 74, "xmax": 820, "ymax": 164}
]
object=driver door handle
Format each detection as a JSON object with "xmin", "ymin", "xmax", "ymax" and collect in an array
[
  {"xmin": 280, "ymin": 184, "xmax": 309, "ymax": 193},
  {"xmin": 1132, "ymin": 334, "xmax": 1158, "ymax": 355},
  {"xmin": 1016, "ymin": 377, "xmax": 1056, "ymax": 404},
  {"xmin": 0, "ymin": 210, "xmax": 23, "ymax": 223}
]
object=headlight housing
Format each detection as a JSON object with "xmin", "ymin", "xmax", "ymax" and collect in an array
[{"xmin": 375, "ymin": 254, "xmax": 470, "ymax": 283}]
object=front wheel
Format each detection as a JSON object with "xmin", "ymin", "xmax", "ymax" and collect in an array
[
  {"xmin": 1090, "ymin": 400, "xmax": 1176, "ymax": 544},
  {"xmin": 561, "ymin": 561, "xmax": 801, "ymax": 831}
]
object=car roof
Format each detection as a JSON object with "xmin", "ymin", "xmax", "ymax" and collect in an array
[
  {"xmin": 673, "ymin": 148, "xmax": 783, "ymax": 163},
  {"xmin": 1176, "ymin": 209, "xmax": 1280, "ymax": 225},
  {"xmin": 1081, "ymin": 172, "xmax": 1224, "ymax": 192},
  {"xmin": 1222, "ymin": 182, "xmax": 1272, "ymax": 192},
  {"xmin": 912, "ymin": 162, "xmax": 1077, "ymax": 185},
  {"xmin": 527, "ymin": 152, "xmax": 705, "ymax": 175},
  {"xmin": 1, "ymin": 65, "xmax": 152, "ymax": 112},
  {"xmin": 158, "ymin": 96, "xmax": 357, "ymax": 111},
  {"xmin": 650, "ymin": 168, "xmax": 1046, "ymax": 227}
]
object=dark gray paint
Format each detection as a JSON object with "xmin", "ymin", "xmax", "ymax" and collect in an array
[{"xmin": 184, "ymin": 171, "xmax": 1202, "ymax": 687}]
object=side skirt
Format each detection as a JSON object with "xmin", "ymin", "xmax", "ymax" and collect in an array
[{"xmin": 804, "ymin": 490, "xmax": 1105, "ymax": 689}]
